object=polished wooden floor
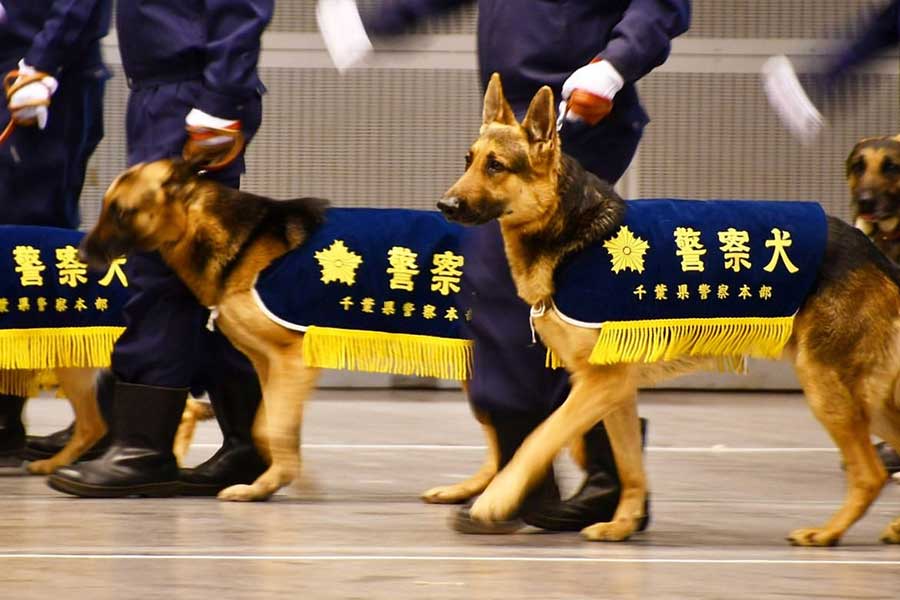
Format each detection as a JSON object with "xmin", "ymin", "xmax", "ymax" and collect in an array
[{"xmin": 2, "ymin": 389, "xmax": 899, "ymax": 599}]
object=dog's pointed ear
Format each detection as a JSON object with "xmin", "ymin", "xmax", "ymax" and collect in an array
[
  {"xmin": 483, "ymin": 73, "xmax": 516, "ymax": 128},
  {"xmin": 521, "ymin": 86, "xmax": 556, "ymax": 144}
]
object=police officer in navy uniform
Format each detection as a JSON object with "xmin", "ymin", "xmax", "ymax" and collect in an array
[
  {"xmin": 47, "ymin": 0, "xmax": 274, "ymax": 497},
  {"xmin": 318, "ymin": 0, "xmax": 690, "ymax": 531},
  {"xmin": 0, "ymin": 0, "xmax": 111, "ymax": 466},
  {"xmin": 762, "ymin": 0, "xmax": 900, "ymax": 475}
]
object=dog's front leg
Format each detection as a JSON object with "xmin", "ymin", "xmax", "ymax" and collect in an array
[
  {"xmin": 469, "ymin": 365, "xmax": 636, "ymax": 530},
  {"xmin": 581, "ymin": 399, "xmax": 646, "ymax": 541}
]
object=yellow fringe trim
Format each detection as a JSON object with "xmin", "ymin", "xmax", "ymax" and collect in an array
[
  {"xmin": 302, "ymin": 326, "xmax": 473, "ymax": 380},
  {"xmin": 589, "ymin": 316, "xmax": 794, "ymax": 366},
  {"xmin": 0, "ymin": 326, "xmax": 124, "ymax": 370}
]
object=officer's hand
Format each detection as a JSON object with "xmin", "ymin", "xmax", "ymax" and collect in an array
[
  {"xmin": 761, "ymin": 55, "xmax": 824, "ymax": 145},
  {"xmin": 559, "ymin": 59, "xmax": 624, "ymax": 126},
  {"xmin": 316, "ymin": 0, "xmax": 373, "ymax": 72},
  {"xmin": 182, "ymin": 108, "xmax": 245, "ymax": 171},
  {"xmin": 5, "ymin": 60, "xmax": 58, "ymax": 130}
]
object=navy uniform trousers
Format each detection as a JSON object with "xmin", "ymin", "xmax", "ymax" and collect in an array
[
  {"xmin": 110, "ymin": 79, "xmax": 262, "ymax": 393},
  {"xmin": 463, "ymin": 114, "xmax": 642, "ymax": 417},
  {"xmin": 0, "ymin": 62, "xmax": 106, "ymax": 229}
]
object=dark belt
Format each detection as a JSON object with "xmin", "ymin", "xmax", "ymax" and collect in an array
[{"xmin": 125, "ymin": 69, "xmax": 204, "ymax": 90}]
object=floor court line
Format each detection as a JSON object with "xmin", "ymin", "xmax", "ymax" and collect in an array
[
  {"xmin": 1, "ymin": 553, "xmax": 899, "ymax": 566},
  {"xmin": 191, "ymin": 443, "xmax": 840, "ymax": 453}
]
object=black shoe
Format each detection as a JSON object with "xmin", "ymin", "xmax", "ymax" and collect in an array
[
  {"xmin": 22, "ymin": 423, "xmax": 111, "ymax": 461},
  {"xmin": 452, "ymin": 410, "xmax": 561, "ymax": 534},
  {"xmin": 524, "ymin": 419, "xmax": 650, "ymax": 532},
  {"xmin": 23, "ymin": 370, "xmax": 116, "ymax": 462},
  {"xmin": 0, "ymin": 395, "xmax": 26, "ymax": 467},
  {"xmin": 179, "ymin": 442, "xmax": 268, "ymax": 496},
  {"xmin": 48, "ymin": 380, "xmax": 187, "ymax": 498},
  {"xmin": 178, "ymin": 372, "xmax": 267, "ymax": 496},
  {"xmin": 876, "ymin": 442, "xmax": 900, "ymax": 476}
]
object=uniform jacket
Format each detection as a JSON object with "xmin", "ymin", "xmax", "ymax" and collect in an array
[
  {"xmin": 364, "ymin": 0, "xmax": 690, "ymax": 123},
  {"xmin": 115, "ymin": 0, "xmax": 273, "ymax": 119},
  {"xmin": 824, "ymin": 0, "xmax": 899, "ymax": 86},
  {"xmin": 0, "ymin": 0, "xmax": 111, "ymax": 75}
]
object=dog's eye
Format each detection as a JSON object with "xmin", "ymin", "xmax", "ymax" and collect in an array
[
  {"xmin": 883, "ymin": 160, "xmax": 900, "ymax": 175},
  {"xmin": 487, "ymin": 157, "xmax": 506, "ymax": 174},
  {"xmin": 113, "ymin": 206, "xmax": 135, "ymax": 223},
  {"xmin": 465, "ymin": 153, "xmax": 473, "ymax": 170},
  {"xmin": 849, "ymin": 160, "xmax": 865, "ymax": 177}
]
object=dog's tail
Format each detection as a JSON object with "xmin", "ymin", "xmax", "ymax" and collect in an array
[
  {"xmin": 272, "ymin": 196, "xmax": 329, "ymax": 229},
  {"xmin": 268, "ymin": 196, "xmax": 330, "ymax": 249}
]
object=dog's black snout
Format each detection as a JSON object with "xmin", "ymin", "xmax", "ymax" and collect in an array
[
  {"xmin": 856, "ymin": 192, "xmax": 876, "ymax": 214},
  {"xmin": 437, "ymin": 196, "xmax": 462, "ymax": 216}
]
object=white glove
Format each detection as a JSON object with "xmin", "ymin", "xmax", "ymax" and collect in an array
[
  {"xmin": 761, "ymin": 55, "xmax": 824, "ymax": 145},
  {"xmin": 316, "ymin": 0, "xmax": 373, "ymax": 72},
  {"xmin": 559, "ymin": 59, "xmax": 624, "ymax": 125},
  {"xmin": 183, "ymin": 108, "xmax": 244, "ymax": 170},
  {"xmin": 8, "ymin": 60, "xmax": 58, "ymax": 130}
]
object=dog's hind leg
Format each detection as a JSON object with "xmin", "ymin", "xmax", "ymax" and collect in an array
[
  {"xmin": 870, "ymin": 392, "xmax": 900, "ymax": 543},
  {"xmin": 218, "ymin": 345, "xmax": 317, "ymax": 502},
  {"xmin": 469, "ymin": 364, "xmax": 637, "ymax": 530},
  {"xmin": 789, "ymin": 361, "xmax": 887, "ymax": 546},
  {"xmin": 27, "ymin": 367, "xmax": 105, "ymax": 475},
  {"xmin": 581, "ymin": 398, "xmax": 647, "ymax": 541},
  {"xmin": 421, "ymin": 405, "xmax": 499, "ymax": 504}
]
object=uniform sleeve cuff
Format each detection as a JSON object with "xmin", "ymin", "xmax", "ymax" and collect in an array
[{"xmin": 195, "ymin": 86, "xmax": 247, "ymax": 121}]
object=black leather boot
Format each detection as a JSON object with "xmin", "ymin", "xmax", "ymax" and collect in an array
[
  {"xmin": 178, "ymin": 373, "xmax": 268, "ymax": 495},
  {"xmin": 0, "ymin": 395, "xmax": 26, "ymax": 467},
  {"xmin": 23, "ymin": 369, "xmax": 115, "ymax": 462},
  {"xmin": 452, "ymin": 410, "xmax": 560, "ymax": 534},
  {"xmin": 47, "ymin": 380, "xmax": 187, "ymax": 497},
  {"xmin": 876, "ymin": 441, "xmax": 900, "ymax": 476},
  {"xmin": 524, "ymin": 418, "xmax": 650, "ymax": 532}
]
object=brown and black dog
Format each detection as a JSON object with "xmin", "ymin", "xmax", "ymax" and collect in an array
[
  {"xmin": 77, "ymin": 160, "xmax": 500, "ymax": 504},
  {"xmin": 847, "ymin": 135, "xmax": 900, "ymax": 262},
  {"xmin": 436, "ymin": 73, "xmax": 900, "ymax": 546}
]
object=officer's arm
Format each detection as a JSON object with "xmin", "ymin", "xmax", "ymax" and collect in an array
[
  {"xmin": 596, "ymin": 0, "xmax": 691, "ymax": 83},
  {"xmin": 199, "ymin": 0, "xmax": 274, "ymax": 120},
  {"xmin": 822, "ymin": 0, "xmax": 899, "ymax": 87},
  {"xmin": 362, "ymin": 0, "xmax": 473, "ymax": 36},
  {"xmin": 24, "ymin": 0, "xmax": 107, "ymax": 75}
]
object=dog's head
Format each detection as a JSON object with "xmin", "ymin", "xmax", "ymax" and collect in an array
[
  {"xmin": 80, "ymin": 158, "xmax": 202, "ymax": 268},
  {"xmin": 438, "ymin": 73, "xmax": 561, "ymax": 229},
  {"xmin": 846, "ymin": 135, "xmax": 900, "ymax": 238}
]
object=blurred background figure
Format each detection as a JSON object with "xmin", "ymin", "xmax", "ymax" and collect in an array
[
  {"xmin": 762, "ymin": 0, "xmax": 900, "ymax": 475},
  {"xmin": 317, "ymin": 0, "xmax": 691, "ymax": 533},
  {"xmin": 47, "ymin": 0, "xmax": 274, "ymax": 498},
  {"xmin": 0, "ymin": 0, "xmax": 111, "ymax": 467},
  {"xmin": 762, "ymin": 0, "xmax": 899, "ymax": 144}
]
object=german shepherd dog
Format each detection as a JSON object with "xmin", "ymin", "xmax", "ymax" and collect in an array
[
  {"xmin": 77, "ymin": 160, "xmax": 500, "ymax": 504},
  {"xmin": 436, "ymin": 73, "xmax": 900, "ymax": 546},
  {"xmin": 847, "ymin": 135, "xmax": 900, "ymax": 263}
]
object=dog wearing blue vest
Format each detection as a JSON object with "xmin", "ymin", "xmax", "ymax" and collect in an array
[
  {"xmin": 436, "ymin": 73, "xmax": 900, "ymax": 546},
  {"xmin": 77, "ymin": 159, "xmax": 496, "ymax": 504}
]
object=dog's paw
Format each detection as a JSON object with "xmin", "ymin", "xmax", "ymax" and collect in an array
[
  {"xmin": 581, "ymin": 520, "xmax": 635, "ymax": 542},
  {"xmin": 421, "ymin": 484, "xmax": 474, "ymax": 505},
  {"xmin": 469, "ymin": 483, "xmax": 521, "ymax": 524},
  {"xmin": 787, "ymin": 527, "xmax": 840, "ymax": 547},
  {"xmin": 26, "ymin": 459, "xmax": 59, "ymax": 475},
  {"xmin": 218, "ymin": 484, "xmax": 270, "ymax": 502},
  {"xmin": 879, "ymin": 519, "xmax": 900, "ymax": 544}
]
